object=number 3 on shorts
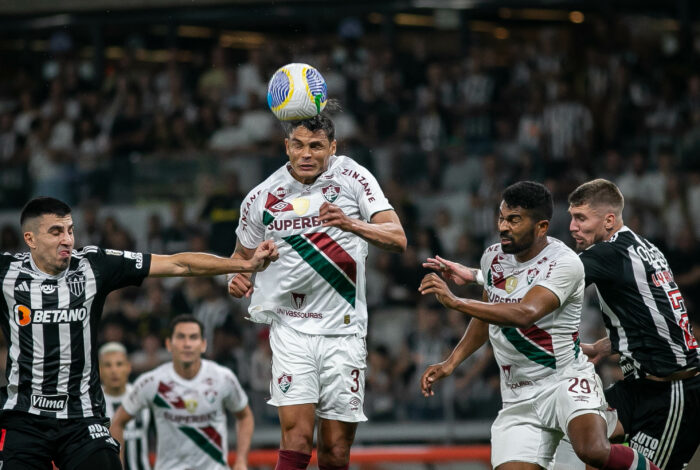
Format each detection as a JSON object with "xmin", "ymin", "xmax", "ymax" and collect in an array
[{"xmin": 350, "ymin": 369, "xmax": 360, "ymax": 392}]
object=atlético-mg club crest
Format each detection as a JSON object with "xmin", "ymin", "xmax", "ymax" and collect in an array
[
  {"xmin": 278, "ymin": 373, "xmax": 292, "ymax": 393},
  {"xmin": 322, "ymin": 185, "xmax": 341, "ymax": 203}
]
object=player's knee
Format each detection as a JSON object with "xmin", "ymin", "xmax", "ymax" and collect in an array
[
  {"xmin": 317, "ymin": 444, "xmax": 351, "ymax": 467},
  {"xmin": 571, "ymin": 435, "xmax": 610, "ymax": 468},
  {"xmin": 281, "ymin": 427, "xmax": 314, "ymax": 453}
]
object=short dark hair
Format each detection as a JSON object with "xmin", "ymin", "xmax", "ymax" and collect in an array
[
  {"xmin": 169, "ymin": 314, "xmax": 205, "ymax": 339},
  {"xmin": 502, "ymin": 181, "xmax": 553, "ymax": 221},
  {"xmin": 283, "ymin": 113, "xmax": 335, "ymax": 142},
  {"xmin": 568, "ymin": 178, "xmax": 624, "ymax": 217},
  {"xmin": 20, "ymin": 197, "xmax": 72, "ymax": 227}
]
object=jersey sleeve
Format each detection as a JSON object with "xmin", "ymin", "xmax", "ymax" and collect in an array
[
  {"xmin": 579, "ymin": 243, "xmax": 618, "ymax": 286},
  {"xmin": 222, "ymin": 369, "xmax": 249, "ymax": 413},
  {"xmin": 535, "ymin": 254, "xmax": 585, "ymax": 307},
  {"xmin": 235, "ymin": 188, "xmax": 265, "ymax": 250},
  {"xmin": 122, "ymin": 373, "xmax": 154, "ymax": 416},
  {"xmin": 88, "ymin": 247, "xmax": 151, "ymax": 292},
  {"xmin": 346, "ymin": 161, "xmax": 393, "ymax": 221}
]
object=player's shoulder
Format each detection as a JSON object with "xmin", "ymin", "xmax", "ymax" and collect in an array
[
  {"xmin": 241, "ymin": 166, "xmax": 290, "ymax": 204},
  {"xmin": 481, "ymin": 242, "xmax": 503, "ymax": 261},
  {"xmin": 71, "ymin": 245, "xmax": 103, "ymax": 260},
  {"xmin": 580, "ymin": 227, "xmax": 634, "ymax": 261},
  {"xmin": 0, "ymin": 251, "xmax": 30, "ymax": 267},
  {"xmin": 331, "ymin": 155, "xmax": 375, "ymax": 181},
  {"xmin": 131, "ymin": 366, "xmax": 163, "ymax": 394},
  {"xmin": 202, "ymin": 359, "xmax": 235, "ymax": 379}
]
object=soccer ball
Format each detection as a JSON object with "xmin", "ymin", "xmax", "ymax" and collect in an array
[{"xmin": 267, "ymin": 63, "xmax": 328, "ymax": 121}]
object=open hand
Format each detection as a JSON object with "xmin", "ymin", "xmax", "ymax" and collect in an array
[{"xmin": 422, "ymin": 255, "xmax": 477, "ymax": 286}]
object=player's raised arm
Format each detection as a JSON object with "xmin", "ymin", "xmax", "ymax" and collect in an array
[
  {"xmin": 319, "ymin": 204, "xmax": 407, "ymax": 252},
  {"xmin": 109, "ymin": 405, "xmax": 134, "ymax": 465},
  {"xmin": 149, "ymin": 240, "xmax": 278, "ymax": 277},
  {"xmin": 419, "ymin": 273, "xmax": 560, "ymax": 328},
  {"xmin": 227, "ymin": 240, "xmax": 258, "ymax": 298}
]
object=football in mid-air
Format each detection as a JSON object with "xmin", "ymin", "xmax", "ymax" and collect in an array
[{"xmin": 267, "ymin": 63, "xmax": 327, "ymax": 121}]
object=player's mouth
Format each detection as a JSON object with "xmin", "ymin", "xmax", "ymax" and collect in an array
[
  {"xmin": 58, "ymin": 249, "xmax": 71, "ymax": 258},
  {"xmin": 298, "ymin": 164, "xmax": 315, "ymax": 171}
]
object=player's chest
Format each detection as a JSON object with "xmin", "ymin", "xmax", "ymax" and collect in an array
[
  {"xmin": 485, "ymin": 255, "xmax": 551, "ymax": 301},
  {"xmin": 262, "ymin": 183, "xmax": 358, "ymax": 235},
  {"xmin": 154, "ymin": 377, "xmax": 222, "ymax": 417}
]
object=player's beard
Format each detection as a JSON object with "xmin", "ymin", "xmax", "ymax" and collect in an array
[{"xmin": 500, "ymin": 230, "xmax": 535, "ymax": 255}]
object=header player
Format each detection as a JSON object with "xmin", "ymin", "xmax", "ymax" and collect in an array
[{"xmin": 228, "ymin": 113, "xmax": 406, "ymax": 470}]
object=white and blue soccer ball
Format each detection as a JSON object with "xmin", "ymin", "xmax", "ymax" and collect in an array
[{"xmin": 267, "ymin": 63, "xmax": 328, "ymax": 121}]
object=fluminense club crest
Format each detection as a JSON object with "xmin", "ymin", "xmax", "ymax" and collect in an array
[
  {"xmin": 291, "ymin": 292, "xmax": 306, "ymax": 309},
  {"xmin": 278, "ymin": 373, "xmax": 292, "ymax": 393},
  {"xmin": 322, "ymin": 185, "xmax": 341, "ymax": 203}
]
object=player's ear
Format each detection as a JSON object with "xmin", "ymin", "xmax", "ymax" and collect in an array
[
  {"xmin": 604, "ymin": 212, "xmax": 616, "ymax": 230},
  {"xmin": 329, "ymin": 139, "xmax": 337, "ymax": 155},
  {"xmin": 24, "ymin": 231, "xmax": 36, "ymax": 249},
  {"xmin": 200, "ymin": 338, "xmax": 207, "ymax": 355},
  {"xmin": 165, "ymin": 337, "xmax": 172, "ymax": 352}
]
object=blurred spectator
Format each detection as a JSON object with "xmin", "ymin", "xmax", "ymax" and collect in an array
[
  {"xmin": 199, "ymin": 172, "xmax": 244, "ymax": 256},
  {"xmin": 0, "ymin": 225, "xmax": 21, "ymax": 253}
]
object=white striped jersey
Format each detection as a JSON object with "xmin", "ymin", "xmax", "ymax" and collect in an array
[
  {"xmin": 122, "ymin": 360, "xmax": 248, "ymax": 470},
  {"xmin": 480, "ymin": 237, "xmax": 588, "ymax": 402},
  {"xmin": 580, "ymin": 226, "xmax": 699, "ymax": 378},
  {"xmin": 104, "ymin": 384, "xmax": 152, "ymax": 470},
  {"xmin": 235, "ymin": 155, "xmax": 393, "ymax": 336},
  {"xmin": 0, "ymin": 247, "xmax": 151, "ymax": 419}
]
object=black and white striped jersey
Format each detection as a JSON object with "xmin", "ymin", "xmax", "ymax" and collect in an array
[
  {"xmin": 104, "ymin": 384, "xmax": 152, "ymax": 470},
  {"xmin": 0, "ymin": 247, "xmax": 151, "ymax": 419},
  {"xmin": 580, "ymin": 226, "xmax": 699, "ymax": 378}
]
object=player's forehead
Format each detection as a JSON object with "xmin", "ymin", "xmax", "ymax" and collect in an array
[
  {"xmin": 288, "ymin": 126, "xmax": 331, "ymax": 144},
  {"xmin": 99, "ymin": 350, "xmax": 127, "ymax": 364},
  {"xmin": 37, "ymin": 214, "xmax": 73, "ymax": 231},
  {"xmin": 568, "ymin": 203, "xmax": 595, "ymax": 216},
  {"xmin": 173, "ymin": 322, "xmax": 202, "ymax": 336},
  {"xmin": 499, "ymin": 201, "xmax": 526, "ymax": 217}
]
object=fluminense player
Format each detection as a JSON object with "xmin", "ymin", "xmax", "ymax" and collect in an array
[
  {"xmin": 0, "ymin": 196, "xmax": 276, "ymax": 470},
  {"xmin": 419, "ymin": 181, "xmax": 660, "ymax": 470},
  {"xmin": 110, "ymin": 315, "xmax": 254, "ymax": 470},
  {"xmin": 227, "ymin": 113, "xmax": 406, "ymax": 470}
]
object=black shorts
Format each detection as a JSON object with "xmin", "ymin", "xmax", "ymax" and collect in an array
[
  {"xmin": 0, "ymin": 411, "xmax": 120, "ymax": 469},
  {"xmin": 605, "ymin": 374, "xmax": 700, "ymax": 470}
]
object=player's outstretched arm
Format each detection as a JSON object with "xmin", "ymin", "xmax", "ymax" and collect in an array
[
  {"xmin": 423, "ymin": 256, "xmax": 480, "ymax": 286},
  {"xmin": 149, "ymin": 240, "xmax": 278, "ymax": 278},
  {"xmin": 109, "ymin": 405, "xmax": 135, "ymax": 465},
  {"xmin": 421, "ymin": 297, "xmax": 490, "ymax": 397},
  {"xmin": 419, "ymin": 273, "xmax": 560, "ymax": 328},
  {"xmin": 232, "ymin": 405, "xmax": 254, "ymax": 470},
  {"xmin": 318, "ymin": 203, "xmax": 407, "ymax": 252}
]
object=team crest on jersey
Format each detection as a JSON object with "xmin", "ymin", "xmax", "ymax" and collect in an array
[
  {"xmin": 67, "ymin": 272, "xmax": 86, "ymax": 296},
  {"xmin": 505, "ymin": 276, "xmax": 518, "ymax": 293},
  {"xmin": 292, "ymin": 198, "xmax": 310, "ymax": 215},
  {"xmin": 322, "ymin": 185, "xmax": 341, "ymax": 203},
  {"xmin": 291, "ymin": 292, "xmax": 306, "ymax": 309},
  {"xmin": 526, "ymin": 267, "xmax": 539, "ymax": 285},
  {"xmin": 204, "ymin": 389, "xmax": 218, "ymax": 404},
  {"xmin": 278, "ymin": 373, "xmax": 292, "ymax": 393}
]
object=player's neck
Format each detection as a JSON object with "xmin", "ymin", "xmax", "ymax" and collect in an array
[
  {"xmin": 515, "ymin": 237, "xmax": 549, "ymax": 263},
  {"xmin": 604, "ymin": 222, "xmax": 625, "ymax": 241},
  {"xmin": 104, "ymin": 385, "xmax": 127, "ymax": 397},
  {"xmin": 174, "ymin": 359, "xmax": 202, "ymax": 380}
]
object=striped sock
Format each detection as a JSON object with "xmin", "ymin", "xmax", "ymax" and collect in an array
[{"xmin": 602, "ymin": 444, "xmax": 660, "ymax": 470}]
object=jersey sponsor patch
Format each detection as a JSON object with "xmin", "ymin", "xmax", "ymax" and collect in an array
[
  {"xmin": 31, "ymin": 393, "xmax": 68, "ymax": 411},
  {"xmin": 13, "ymin": 304, "xmax": 87, "ymax": 326}
]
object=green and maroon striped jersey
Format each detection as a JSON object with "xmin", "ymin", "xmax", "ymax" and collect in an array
[{"xmin": 235, "ymin": 155, "xmax": 393, "ymax": 336}]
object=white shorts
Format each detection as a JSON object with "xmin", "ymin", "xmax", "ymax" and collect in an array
[
  {"xmin": 268, "ymin": 321, "xmax": 368, "ymax": 422},
  {"xmin": 491, "ymin": 362, "xmax": 610, "ymax": 468}
]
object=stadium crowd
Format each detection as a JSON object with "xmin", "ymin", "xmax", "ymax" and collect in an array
[{"xmin": 1, "ymin": 14, "xmax": 699, "ymax": 426}]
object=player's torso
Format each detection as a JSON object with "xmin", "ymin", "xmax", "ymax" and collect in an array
[
  {"xmin": 1, "ymin": 251, "xmax": 102, "ymax": 417},
  {"xmin": 149, "ymin": 362, "xmax": 229, "ymax": 470},
  {"xmin": 482, "ymin": 240, "xmax": 585, "ymax": 399},
  {"xmin": 592, "ymin": 229, "xmax": 699, "ymax": 376},
  {"xmin": 249, "ymin": 160, "xmax": 369, "ymax": 335}
]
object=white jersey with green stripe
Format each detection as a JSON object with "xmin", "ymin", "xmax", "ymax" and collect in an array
[
  {"xmin": 236, "ymin": 155, "xmax": 393, "ymax": 336},
  {"xmin": 480, "ymin": 237, "xmax": 589, "ymax": 402},
  {"xmin": 122, "ymin": 360, "xmax": 248, "ymax": 470}
]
